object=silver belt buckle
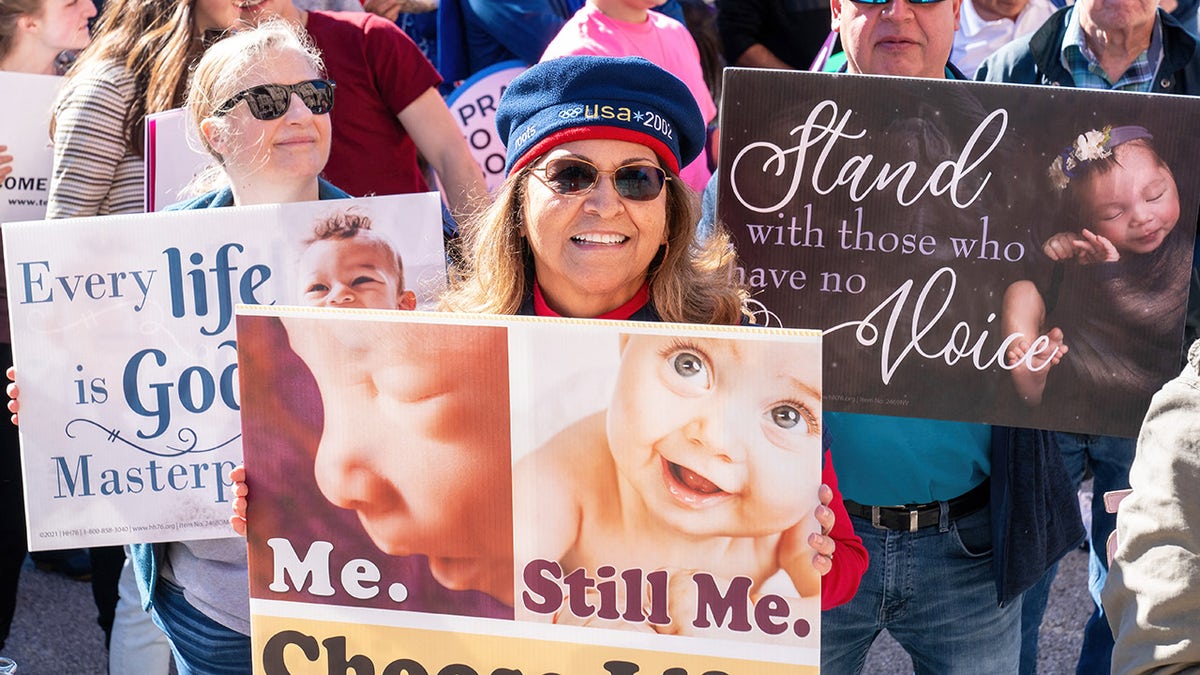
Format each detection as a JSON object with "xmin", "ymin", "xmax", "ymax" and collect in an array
[
  {"xmin": 909, "ymin": 509, "xmax": 919, "ymax": 533},
  {"xmin": 870, "ymin": 506, "xmax": 885, "ymax": 530}
]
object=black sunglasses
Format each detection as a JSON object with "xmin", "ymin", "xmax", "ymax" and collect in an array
[
  {"xmin": 528, "ymin": 157, "xmax": 670, "ymax": 202},
  {"xmin": 214, "ymin": 79, "xmax": 336, "ymax": 121}
]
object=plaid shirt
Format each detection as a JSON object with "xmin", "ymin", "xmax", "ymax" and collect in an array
[{"xmin": 1060, "ymin": 7, "xmax": 1163, "ymax": 92}]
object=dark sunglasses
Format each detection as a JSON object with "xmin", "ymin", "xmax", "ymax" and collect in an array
[
  {"xmin": 528, "ymin": 157, "xmax": 670, "ymax": 201},
  {"xmin": 214, "ymin": 79, "xmax": 336, "ymax": 121}
]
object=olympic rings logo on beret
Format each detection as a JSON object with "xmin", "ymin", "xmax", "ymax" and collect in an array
[{"xmin": 558, "ymin": 107, "xmax": 585, "ymax": 119}]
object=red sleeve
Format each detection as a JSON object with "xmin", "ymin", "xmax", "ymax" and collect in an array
[
  {"xmin": 358, "ymin": 12, "xmax": 442, "ymax": 114},
  {"xmin": 820, "ymin": 449, "xmax": 867, "ymax": 610}
]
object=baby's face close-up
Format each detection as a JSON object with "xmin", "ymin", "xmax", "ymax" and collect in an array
[
  {"xmin": 606, "ymin": 335, "xmax": 822, "ymax": 538},
  {"xmin": 284, "ymin": 318, "xmax": 513, "ymax": 564},
  {"xmin": 298, "ymin": 236, "xmax": 412, "ymax": 310},
  {"xmin": 1082, "ymin": 144, "xmax": 1179, "ymax": 255}
]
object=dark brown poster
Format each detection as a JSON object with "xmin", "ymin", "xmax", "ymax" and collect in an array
[{"xmin": 720, "ymin": 70, "xmax": 1200, "ymax": 437}]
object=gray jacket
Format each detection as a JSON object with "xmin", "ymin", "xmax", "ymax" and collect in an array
[{"xmin": 1103, "ymin": 340, "xmax": 1200, "ymax": 674}]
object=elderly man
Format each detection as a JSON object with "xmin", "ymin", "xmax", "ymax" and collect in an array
[
  {"xmin": 976, "ymin": 0, "xmax": 1199, "ymax": 92},
  {"xmin": 819, "ymin": 0, "xmax": 1084, "ymax": 672},
  {"xmin": 977, "ymin": 2, "xmax": 1200, "ymax": 672}
]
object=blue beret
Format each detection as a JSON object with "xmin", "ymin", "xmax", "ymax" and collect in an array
[{"xmin": 496, "ymin": 55, "xmax": 706, "ymax": 176}]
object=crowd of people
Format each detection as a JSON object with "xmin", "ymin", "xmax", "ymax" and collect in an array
[{"xmin": 1, "ymin": 0, "xmax": 1198, "ymax": 673}]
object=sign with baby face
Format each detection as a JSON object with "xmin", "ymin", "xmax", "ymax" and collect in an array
[
  {"xmin": 236, "ymin": 307, "xmax": 823, "ymax": 674},
  {"xmin": 2, "ymin": 192, "xmax": 444, "ymax": 549},
  {"xmin": 721, "ymin": 70, "xmax": 1200, "ymax": 437}
]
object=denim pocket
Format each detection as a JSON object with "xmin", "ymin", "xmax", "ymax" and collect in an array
[{"xmin": 949, "ymin": 509, "xmax": 993, "ymax": 558}]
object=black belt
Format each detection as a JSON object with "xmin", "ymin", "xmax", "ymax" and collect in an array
[{"xmin": 844, "ymin": 479, "xmax": 990, "ymax": 532}]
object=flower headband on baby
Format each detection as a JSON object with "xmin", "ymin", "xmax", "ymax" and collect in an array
[{"xmin": 1048, "ymin": 125, "xmax": 1153, "ymax": 190}]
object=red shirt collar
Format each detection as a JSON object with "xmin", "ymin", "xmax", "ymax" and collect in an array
[{"xmin": 532, "ymin": 281, "xmax": 651, "ymax": 320}]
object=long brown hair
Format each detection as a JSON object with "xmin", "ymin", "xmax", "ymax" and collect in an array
[
  {"xmin": 52, "ymin": 0, "xmax": 223, "ymax": 156},
  {"xmin": 440, "ymin": 168, "xmax": 748, "ymax": 325}
]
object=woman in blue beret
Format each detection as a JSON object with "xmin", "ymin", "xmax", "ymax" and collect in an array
[
  {"xmin": 441, "ymin": 54, "xmax": 735, "ymax": 323},
  {"xmin": 439, "ymin": 55, "xmax": 868, "ymax": 610}
]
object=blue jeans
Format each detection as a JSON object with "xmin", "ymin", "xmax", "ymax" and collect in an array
[
  {"xmin": 149, "ymin": 579, "xmax": 251, "ymax": 675},
  {"xmin": 822, "ymin": 506, "xmax": 1021, "ymax": 674},
  {"xmin": 1019, "ymin": 433, "xmax": 1131, "ymax": 674}
]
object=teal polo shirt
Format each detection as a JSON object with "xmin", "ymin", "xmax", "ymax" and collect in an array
[{"xmin": 826, "ymin": 412, "xmax": 991, "ymax": 506}]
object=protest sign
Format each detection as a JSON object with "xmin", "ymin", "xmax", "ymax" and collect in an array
[
  {"xmin": 3, "ymin": 193, "xmax": 444, "ymax": 548},
  {"xmin": 445, "ymin": 60, "xmax": 525, "ymax": 191},
  {"xmin": 720, "ymin": 70, "xmax": 1200, "ymax": 437},
  {"xmin": 144, "ymin": 108, "xmax": 212, "ymax": 212},
  {"xmin": 238, "ymin": 306, "xmax": 823, "ymax": 674},
  {"xmin": 0, "ymin": 72, "xmax": 61, "ymax": 222}
]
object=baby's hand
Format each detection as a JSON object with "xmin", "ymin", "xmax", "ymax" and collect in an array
[
  {"xmin": 1042, "ymin": 231, "xmax": 1081, "ymax": 261},
  {"xmin": 229, "ymin": 465, "xmax": 248, "ymax": 537},
  {"xmin": 647, "ymin": 568, "xmax": 706, "ymax": 637},
  {"xmin": 776, "ymin": 488, "xmax": 831, "ymax": 598},
  {"xmin": 6, "ymin": 367, "xmax": 19, "ymax": 427},
  {"xmin": 550, "ymin": 586, "xmax": 658, "ymax": 632},
  {"xmin": 1042, "ymin": 230, "xmax": 1119, "ymax": 264},
  {"xmin": 1075, "ymin": 229, "xmax": 1120, "ymax": 263}
]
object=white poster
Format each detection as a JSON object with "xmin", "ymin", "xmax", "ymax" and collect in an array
[
  {"xmin": 144, "ymin": 108, "xmax": 212, "ymax": 212},
  {"xmin": 3, "ymin": 192, "xmax": 445, "ymax": 548},
  {"xmin": 238, "ymin": 307, "xmax": 824, "ymax": 673},
  {"xmin": 0, "ymin": 72, "xmax": 62, "ymax": 222}
]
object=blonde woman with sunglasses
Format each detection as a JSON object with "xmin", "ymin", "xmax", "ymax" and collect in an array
[
  {"xmin": 7, "ymin": 16, "xmax": 340, "ymax": 675},
  {"xmin": 127, "ymin": 20, "xmax": 349, "ymax": 675}
]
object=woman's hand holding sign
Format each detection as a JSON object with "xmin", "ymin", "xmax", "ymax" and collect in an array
[
  {"xmin": 230, "ymin": 464, "xmax": 248, "ymax": 536},
  {"xmin": 6, "ymin": 367, "xmax": 19, "ymax": 427}
]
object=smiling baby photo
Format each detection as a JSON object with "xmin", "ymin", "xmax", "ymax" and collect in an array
[{"xmin": 513, "ymin": 325, "xmax": 824, "ymax": 646}]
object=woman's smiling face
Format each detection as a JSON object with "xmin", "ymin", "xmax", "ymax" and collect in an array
[
  {"xmin": 202, "ymin": 49, "xmax": 332, "ymax": 189},
  {"xmin": 521, "ymin": 138, "xmax": 668, "ymax": 317}
]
